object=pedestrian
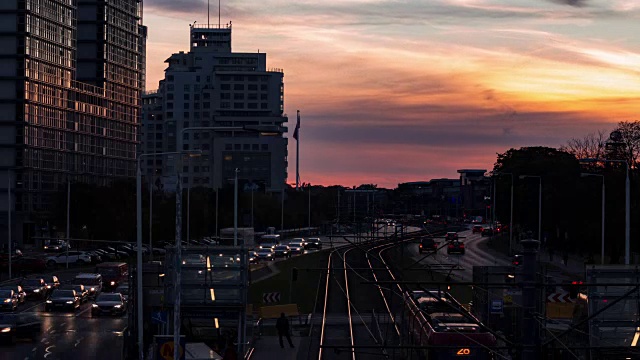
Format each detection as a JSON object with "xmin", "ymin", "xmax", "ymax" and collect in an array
[{"xmin": 276, "ymin": 312, "xmax": 294, "ymax": 348}]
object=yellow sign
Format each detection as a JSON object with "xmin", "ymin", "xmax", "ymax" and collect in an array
[
  {"xmin": 456, "ymin": 348, "xmax": 472, "ymax": 356},
  {"xmin": 503, "ymin": 294, "xmax": 513, "ymax": 305},
  {"xmin": 159, "ymin": 341, "xmax": 184, "ymax": 360}
]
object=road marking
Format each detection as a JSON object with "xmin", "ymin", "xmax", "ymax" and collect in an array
[
  {"xmin": 44, "ymin": 345, "xmax": 56, "ymax": 358},
  {"xmin": 75, "ymin": 306, "xmax": 91, "ymax": 317},
  {"xmin": 32, "ymin": 347, "xmax": 36, "ymax": 352},
  {"xmin": 74, "ymin": 336, "xmax": 84, "ymax": 348}
]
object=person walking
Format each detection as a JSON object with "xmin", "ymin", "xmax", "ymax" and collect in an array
[{"xmin": 276, "ymin": 313, "xmax": 294, "ymax": 348}]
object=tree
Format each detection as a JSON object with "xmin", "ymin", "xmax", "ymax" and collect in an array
[{"xmin": 560, "ymin": 130, "xmax": 608, "ymax": 161}]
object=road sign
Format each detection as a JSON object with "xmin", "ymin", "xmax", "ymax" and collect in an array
[
  {"xmin": 263, "ymin": 292, "xmax": 281, "ymax": 304},
  {"xmin": 547, "ymin": 290, "xmax": 575, "ymax": 303},
  {"xmin": 155, "ymin": 335, "xmax": 185, "ymax": 360},
  {"xmin": 490, "ymin": 299, "xmax": 503, "ymax": 314},
  {"xmin": 151, "ymin": 311, "xmax": 168, "ymax": 325}
]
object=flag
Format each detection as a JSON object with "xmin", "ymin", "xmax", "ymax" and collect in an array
[{"xmin": 293, "ymin": 110, "xmax": 300, "ymax": 140}]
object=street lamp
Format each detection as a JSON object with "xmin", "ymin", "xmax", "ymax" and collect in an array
[
  {"xmin": 136, "ymin": 150, "xmax": 200, "ymax": 360},
  {"xmin": 581, "ymin": 158, "xmax": 630, "ymax": 264},
  {"xmin": 519, "ymin": 175, "xmax": 542, "ymax": 242},
  {"xmin": 495, "ymin": 172, "xmax": 514, "ymax": 255},
  {"xmin": 581, "ymin": 173, "xmax": 605, "ymax": 264}
]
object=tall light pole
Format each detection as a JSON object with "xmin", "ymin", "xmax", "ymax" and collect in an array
[
  {"xmin": 66, "ymin": 180, "xmax": 70, "ymax": 269},
  {"xmin": 308, "ymin": 183, "xmax": 311, "ymax": 235},
  {"xmin": 137, "ymin": 151, "xmax": 200, "ymax": 360},
  {"xmin": 186, "ymin": 156, "xmax": 191, "ymax": 244},
  {"xmin": 581, "ymin": 173, "xmax": 605, "ymax": 264},
  {"xmin": 581, "ymin": 158, "xmax": 629, "ymax": 264},
  {"xmin": 149, "ymin": 177, "xmax": 153, "ymax": 260},
  {"xmin": 234, "ymin": 168, "xmax": 238, "ymax": 246},
  {"xmin": 520, "ymin": 175, "xmax": 541, "ymax": 242},
  {"xmin": 7, "ymin": 170, "xmax": 11, "ymax": 280},
  {"xmin": 280, "ymin": 186, "xmax": 284, "ymax": 232}
]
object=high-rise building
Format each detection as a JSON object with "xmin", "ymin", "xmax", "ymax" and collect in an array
[
  {"xmin": 141, "ymin": 23, "xmax": 288, "ymax": 192},
  {"xmin": 0, "ymin": 0, "xmax": 145, "ymax": 245}
]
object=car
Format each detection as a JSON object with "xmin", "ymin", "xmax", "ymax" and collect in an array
[
  {"xmin": 258, "ymin": 242, "xmax": 278, "ymax": 250},
  {"xmin": 43, "ymin": 239, "xmax": 70, "ymax": 252},
  {"xmin": 444, "ymin": 232, "xmax": 459, "ymax": 241},
  {"xmin": 481, "ymin": 228, "xmax": 495, "ymax": 237},
  {"xmin": 20, "ymin": 278, "xmax": 47, "ymax": 299},
  {"xmin": 9, "ymin": 257, "xmax": 47, "ymax": 274},
  {"xmin": 273, "ymin": 245, "xmax": 292, "ymax": 258},
  {"xmin": 248, "ymin": 251, "xmax": 258, "ymax": 264},
  {"xmin": 64, "ymin": 285, "xmax": 89, "ymax": 303},
  {"xmin": 291, "ymin": 238, "xmax": 306, "ymax": 247},
  {"xmin": 0, "ymin": 313, "xmax": 42, "ymax": 344},
  {"xmin": 0, "ymin": 290, "xmax": 18, "ymax": 312},
  {"xmin": 91, "ymin": 293, "xmax": 126, "ymax": 317},
  {"xmin": 182, "ymin": 254, "xmax": 206, "ymax": 265},
  {"xmin": 305, "ymin": 238, "xmax": 322, "ymax": 250},
  {"xmin": 44, "ymin": 289, "xmax": 80, "ymax": 312},
  {"xmin": 86, "ymin": 251, "xmax": 103, "ymax": 264},
  {"xmin": 45, "ymin": 251, "xmax": 92, "ymax": 267},
  {"xmin": 73, "ymin": 273, "xmax": 103, "ymax": 298},
  {"xmin": 447, "ymin": 241, "xmax": 465, "ymax": 255},
  {"xmin": 472, "ymin": 225, "xmax": 483, "ymax": 234},
  {"xmin": 114, "ymin": 284, "xmax": 129, "ymax": 302},
  {"xmin": 419, "ymin": 238, "xmax": 438, "ymax": 254},
  {"xmin": 0, "ymin": 286, "xmax": 25, "ymax": 305},
  {"xmin": 287, "ymin": 241, "xmax": 304, "ymax": 254},
  {"xmin": 512, "ymin": 254, "xmax": 523, "ymax": 266},
  {"xmin": 40, "ymin": 275, "xmax": 60, "ymax": 294},
  {"xmin": 254, "ymin": 248, "xmax": 274, "ymax": 262}
]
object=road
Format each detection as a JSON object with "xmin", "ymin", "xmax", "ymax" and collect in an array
[
  {"xmin": 405, "ymin": 227, "xmax": 581, "ymax": 283},
  {"xmin": 1, "ymin": 269, "xmax": 127, "ymax": 360}
]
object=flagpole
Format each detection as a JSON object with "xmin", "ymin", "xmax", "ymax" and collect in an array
[{"xmin": 296, "ymin": 110, "xmax": 300, "ymax": 191}]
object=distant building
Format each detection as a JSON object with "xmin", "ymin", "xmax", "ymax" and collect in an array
[
  {"xmin": 141, "ymin": 23, "xmax": 288, "ymax": 192},
  {"xmin": 397, "ymin": 179, "xmax": 461, "ymax": 217},
  {"xmin": 0, "ymin": 0, "xmax": 145, "ymax": 245},
  {"xmin": 457, "ymin": 169, "xmax": 490, "ymax": 218}
]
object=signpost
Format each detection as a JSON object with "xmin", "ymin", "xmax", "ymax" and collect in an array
[
  {"xmin": 262, "ymin": 292, "xmax": 281, "ymax": 304},
  {"xmin": 490, "ymin": 299, "xmax": 503, "ymax": 315}
]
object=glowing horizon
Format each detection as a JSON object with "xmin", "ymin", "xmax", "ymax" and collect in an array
[{"xmin": 142, "ymin": 0, "xmax": 640, "ymax": 188}]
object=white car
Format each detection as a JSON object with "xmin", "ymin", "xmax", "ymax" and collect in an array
[
  {"xmin": 46, "ymin": 251, "xmax": 92, "ymax": 267},
  {"xmin": 73, "ymin": 273, "xmax": 103, "ymax": 298}
]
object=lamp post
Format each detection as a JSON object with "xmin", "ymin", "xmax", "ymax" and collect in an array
[
  {"xmin": 136, "ymin": 150, "xmax": 200, "ymax": 360},
  {"xmin": 7, "ymin": 170, "xmax": 11, "ymax": 280},
  {"xmin": 234, "ymin": 168, "xmax": 239, "ymax": 246},
  {"xmin": 581, "ymin": 173, "xmax": 605, "ymax": 264},
  {"xmin": 519, "ymin": 175, "xmax": 541, "ymax": 242},
  {"xmin": 581, "ymin": 158, "xmax": 629, "ymax": 264}
]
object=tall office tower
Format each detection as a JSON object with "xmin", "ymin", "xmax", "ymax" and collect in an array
[
  {"xmin": 0, "ymin": 0, "xmax": 145, "ymax": 245},
  {"xmin": 141, "ymin": 23, "xmax": 288, "ymax": 193}
]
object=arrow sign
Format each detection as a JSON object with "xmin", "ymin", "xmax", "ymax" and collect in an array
[
  {"xmin": 262, "ymin": 292, "xmax": 281, "ymax": 304},
  {"xmin": 151, "ymin": 311, "xmax": 168, "ymax": 325}
]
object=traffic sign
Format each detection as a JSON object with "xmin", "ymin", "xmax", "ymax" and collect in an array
[
  {"xmin": 263, "ymin": 292, "xmax": 281, "ymax": 304},
  {"xmin": 490, "ymin": 299, "xmax": 503, "ymax": 314},
  {"xmin": 155, "ymin": 335, "xmax": 185, "ymax": 360},
  {"xmin": 151, "ymin": 311, "xmax": 168, "ymax": 325}
]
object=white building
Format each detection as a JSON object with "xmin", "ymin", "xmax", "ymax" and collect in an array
[{"xmin": 142, "ymin": 23, "xmax": 288, "ymax": 192}]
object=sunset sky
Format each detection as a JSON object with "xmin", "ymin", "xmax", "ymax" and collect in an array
[{"xmin": 143, "ymin": 0, "xmax": 640, "ymax": 188}]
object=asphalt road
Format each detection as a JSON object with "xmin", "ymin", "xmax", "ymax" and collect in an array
[{"xmin": 1, "ymin": 269, "xmax": 127, "ymax": 360}]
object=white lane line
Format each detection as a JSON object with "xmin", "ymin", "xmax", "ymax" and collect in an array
[{"xmin": 44, "ymin": 345, "xmax": 56, "ymax": 359}]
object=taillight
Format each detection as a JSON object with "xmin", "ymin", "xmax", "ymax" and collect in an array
[
  {"xmin": 448, "ymin": 245, "xmax": 453, "ymax": 249},
  {"xmin": 419, "ymin": 244, "xmax": 423, "ymax": 248},
  {"xmin": 460, "ymin": 244, "xmax": 465, "ymax": 248}
]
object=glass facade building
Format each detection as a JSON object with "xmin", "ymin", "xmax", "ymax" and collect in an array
[{"xmin": 0, "ymin": 0, "xmax": 145, "ymax": 244}]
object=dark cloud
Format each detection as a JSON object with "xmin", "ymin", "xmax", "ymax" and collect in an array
[{"xmin": 549, "ymin": 0, "xmax": 588, "ymax": 7}]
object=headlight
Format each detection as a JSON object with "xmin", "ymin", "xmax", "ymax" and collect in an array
[
  {"xmin": 33, "ymin": 289, "xmax": 40, "ymax": 293},
  {"xmin": 114, "ymin": 304, "xmax": 122, "ymax": 308},
  {"xmin": 66, "ymin": 301, "xmax": 74, "ymax": 304},
  {"xmin": 90, "ymin": 288, "xmax": 95, "ymax": 292},
  {"xmin": 3, "ymin": 299, "xmax": 11, "ymax": 303},
  {"xmin": 0, "ymin": 327, "xmax": 11, "ymax": 333},
  {"xmin": 92, "ymin": 304, "xmax": 98, "ymax": 308},
  {"xmin": 110, "ymin": 281, "xmax": 115, "ymax": 286},
  {"xmin": 44, "ymin": 246, "xmax": 49, "ymax": 249},
  {"xmin": 46, "ymin": 300, "xmax": 53, "ymax": 304},
  {"xmin": 46, "ymin": 285, "xmax": 52, "ymax": 289}
]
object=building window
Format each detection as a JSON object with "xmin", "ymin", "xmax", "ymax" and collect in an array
[
  {"xmin": 184, "ymin": 112, "xmax": 190, "ymax": 119},
  {"xmin": 261, "ymin": 84, "xmax": 267, "ymax": 91},
  {"xmin": 202, "ymin": 144, "xmax": 210, "ymax": 150},
  {"xmin": 234, "ymin": 144, "xmax": 241, "ymax": 150},
  {"xmin": 234, "ymin": 84, "xmax": 244, "ymax": 91},
  {"xmin": 221, "ymin": 84, "xmax": 230, "ymax": 90},
  {"xmin": 184, "ymin": 85, "xmax": 190, "ymax": 92},
  {"xmin": 261, "ymin": 144, "xmax": 268, "ymax": 151},
  {"xmin": 248, "ymin": 84, "xmax": 258, "ymax": 91},
  {"xmin": 184, "ymin": 103, "xmax": 190, "ymax": 110},
  {"xmin": 221, "ymin": 93, "xmax": 231, "ymax": 100},
  {"xmin": 248, "ymin": 103, "xmax": 258, "ymax": 109},
  {"xmin": 234, "ymin": 75, "xmax": 244, "ymax": 81},
  {"xmin": 196, "ymin": 76, "xmax": 200, "ymax": 82},
  {"xmin": 234, "ymin": 103, "xmax": 244, "ymax": 109},
  {"xmin": 183, "ymin": 144, "xmax": 189, "ymax": 150},
  {"xmin": 260, "ymin": 94, "xmax": 268, "ymax": 100},
  {"xmin": 233, "ymin": 93, "xmax": 244, "ymax": 100},
  {"xmin": 252, "ymin": 144, "xmax": 259, "ymax": 150},
  {"xmin": 184, "ymin": 94, "xmax": 190, "ymax": 100},
  {"xmin": 261, "ymin": 103, "xmax": 268, "ymax": 109},
  {"xmin": 167, "ymin": 93, "xmax": 174, "ymax": 100},
  {"xmin": 167, "ymin": 75, "xmax": 174, "ymax": 81},
  {"xmin": 225, "ymin": 144, "xmax": 232, "ymax": 150},
  {"xmin": 167, "ymin": 103, "xmax": 173, "ymax": 109},
  {"xmin": 204, "ymin": 93, "xmax": 211, "ymax": 99},
  {"xmin": 183, "ymin": 166, "xmax": 189, "ymax": 172},
  {"xmin": 221, "ymin": 102, "xmax": 230, "ymax": 109},
  {"xmin": 243, "ymin": 144, "xmax": 250, "ymax": 150}
]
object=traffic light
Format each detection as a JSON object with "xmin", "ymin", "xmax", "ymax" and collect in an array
[
  {"xmin": 291, "ymin": 267, "xmax": 298, "ymax": 282},
  {"xmin": 569, "ymin": 281, "xmax": 583, "ymax": 299}
]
